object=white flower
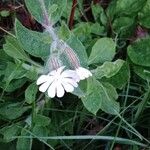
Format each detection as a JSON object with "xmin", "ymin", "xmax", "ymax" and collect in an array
[
  {"xmin": 36, "ymin": 66, "xmax": 80, "ymax": 98},
  {"xmin": 76, "ymin": 67, "xmax": 92, "ymax": 80}
]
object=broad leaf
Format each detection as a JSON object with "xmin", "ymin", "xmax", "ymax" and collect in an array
[
  {"xmin": 138, "ymin": 0, "xmax": 150, "ymax": 28},
  {"xmin": 25, "ymin": 0, "xmax": 67, "ymax": 24},
  {"xmin": 128, "ymin": 38, "xmax": 150, "ymax": 67},
  {"xmin": 103, "ymin": 62, "xmax": 130, "ymax": 89},
  {"xmin": 133, "ymin": 65, "xmax": 150, "ymax": 81},
  {"xmin": 89, "ymin": 38, "xmax": 116, "ymax": 64},
  {"xmin": 94, "ymin": 59, "xmax": 124, "ymax": 79},
  {"xmin": 82, "ymin": 77, "xmax": 120, "ymax": 115},
  {"xmin": 113, "ymin": 17, "xmax": 135, "ymax": 37},
  {"xmin": 15, "ymin": 20, "xmax": 50, "ymax": 58},
  {"xmin": 3, "ymin": 36, "xmax": 30, "ymax": 61}
]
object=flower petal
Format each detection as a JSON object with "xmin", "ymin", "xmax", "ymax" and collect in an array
[
  {"xmin": 36, "ymin": 75, "xmax": 49, "ymax": 85},
  {"xmin": 48, "ymin": 81, "xmax": 57, "ymax": 98},
  {"xmin": 56, "ymin": 66, "xmax": 65, "ymax": 75},
  {"xmin": 76, "ymin": 67, "xmax": 92, "ymax": 80},
  {"xmin": 49, "ymin": 70, "xmax": 56, "ymax": 76},
  {"xmin": 62, "ymin": 81, "xmax": 74, "ymax": 92},
  {"xmin": 63, "ymin": 78, "xmax": 78, "ymax": 87},
  {"xmin": 56, "ymin": 82, "xmax": 65, "ymax": 97},
  {"xmin": 61, "ymin": 70, "xmax": 80, "ymax": 82},
  {"xmin": 39, "ymin": 81, "xmax": 52, "ymax": 92}
]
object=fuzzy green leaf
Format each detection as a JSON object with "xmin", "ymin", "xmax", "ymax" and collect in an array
[
  {"xmin": 15, "ymin": 20, "xmax": 50, "ymax": 58},
  {"xmin": 25, "ymin": 83, "xmax": 38, "ymax": 104},
  {"xmin": 89, "ymin": 38, "xmax": 116, "ymax": 64},
  {"xmin": 94, "ymin": 59, "xmax": 124, "ymax": 79},
  {"xmin": 128, "ymin": 38, "xmax": 150, "ymax": 67},
  {"xmin": 82, "ymin": 77, "xmax": 119, "ymax": 115}
]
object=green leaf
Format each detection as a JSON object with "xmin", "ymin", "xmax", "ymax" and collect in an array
[
  {"xmin": 25, "ymin": 0, "xmax": 50, "ymax": 24},
  {"xmin": 115, "ymin": 0, "xmax": 146, "ymax": 16},
  {"xmin": 3, "ymin": 36, "xmax": 30, "ymax": 61},
  {"xmin": 0, "ymin": 103, "xmax": 29, "ymax": 120},
  {"xmin": 25, "ymin": 0, "xmax": 67, "ymax": 24},
  {"xmin": 106, "ymin": 0, "xmax": 146, "ymax": 19},
  {"xmin": 94, "ymin": 59, "xmax": 124, "ymax": 79},
  {"xmin": 81, "ymin": 77, "xmax": 119, "ymax": 115},
  {"xmin": 16, "ymin": 128, "xmax": 32, "ymax": 150},
  {"xmin": 0, "ymin": 124, "xmax": 21, "ymax": 142},
  {"xmin": 103, "ymin": 62, "xmax": 130, "ymax": 89},
  {"xmin": 15, "ymin": 19, "xmax": 50, "ymax": 58},
  {"xmin": 33, "ymin": 114, "xmax": 51, "ymax": 127},
  {"xmin": 73, "ymin": 22, "xmax": 91, "ymax": 41},
  {"xmin": 91, "ymin": 4, "xmax": 103, "ymax": 21},
  {"xmin": 0, "ymin": 10, "xmax": 10, "ymax": 17},
  {"xmin": 58, "ymin": 22, "xmax": 71, "ymax": 40},
  {"xmin": 91, "ymin": 23, "xmax": 105, "ymax": 36},
  {"xmin": 113, "ymin": 17, "xmax": 135, "ymax": 37},
  {"xmin": 25, "ymin": 83, "xmax": 38, "ymax": 104},
  {"xmin": 133, "ymin": 65, "xmax": 150, "ymax": 81},
  {"xmin": 128, "ymin": 38, "xmax": 150, "ymax": 67},
  {"xmin": 0, "ymin": 78, "xmax": 27, "ymax": 92},
  {"xmin": 33, "ymin": 126, "xmax": 49, "ymax": 138},
  {"xmin": 89, "ymin": 38, "xmax": 116, "ymax": 64},
  {"xmin": 4, "ymin": 62, "xmax": 26, "ymax": 82},
  {"xmin": 138, "ymin": 0, "xmax": 150, "ymax": 28}
]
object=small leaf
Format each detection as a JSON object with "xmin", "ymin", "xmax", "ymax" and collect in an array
[
  {"xmin": 58, "ymin": 22, "xmax": 71, "ymax": 40},
  {"xmin": 0, "ymin": 10, "xmax": 10, "ymax": 17},
  {"xmin": 33, "ymin": 114, "xmax": 51, "ymax": 127},
  {"xmin": 89, "ymin": 38, "xmax": 116, "ymax": 64},
  {"xmin": 128, "ymin": 38, "xmax": 150, "ymax": 67},
  {"xmin": 25, "ymin": 83, "xmax": 38, "ymax": 104},
  {"xmin": 0, "ymin": 124, "xmax": 21, "ymax": 142},
  {"xmin": 16, "ymin": 128, "xmax": 32, "ymax": 150},
  {"xmin": 94, "ymin": 59, "xmax": 124, "ymax": 79},
  {"xmin": 91, "ymin": 4, "xmax": 103, "ymax": 21}
]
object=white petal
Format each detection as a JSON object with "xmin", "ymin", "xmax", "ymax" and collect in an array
[
  {"xmin": 56, "ymin": 82, "xmax": 65, "ymax": 97},
  {"xmin": 56, "ymin": 66, "xmax": 65, "ymax": 75},
  {"xmin": 76, "ymin": 67, "xmax": 92, "ymax": 80},
  {"xmin": 36, "ymin": 75, "xmax": 49, "ymax": 85},
  {"xmin": 47, "ymin": 81, "xmax": 57, "ymax": 98},
  {"xmin": 61, "ymin": 70, "xmax": 80, "ymax": 82},
  {"xmin": 49, "ymin": 70, "xmax": 56, "ymax": 76},
  {"xmin": 76, "ymin": 69, "xmax": 86, "ymax": 80},
  {"xmin": 63, "ymin": 78, "xmax": 78, "ymax": 87},
  {"xmin": 61, "ymin": 82, "xmax": 74, "ymax": 92},
  {"xmin": 39, "ymin": 81, "xmax": 51, "ymax": 92}
]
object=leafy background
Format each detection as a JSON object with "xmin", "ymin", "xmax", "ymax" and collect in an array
[{"xmin": 0, "ymin": 0, "xmax": 150, "ymax": 149}]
